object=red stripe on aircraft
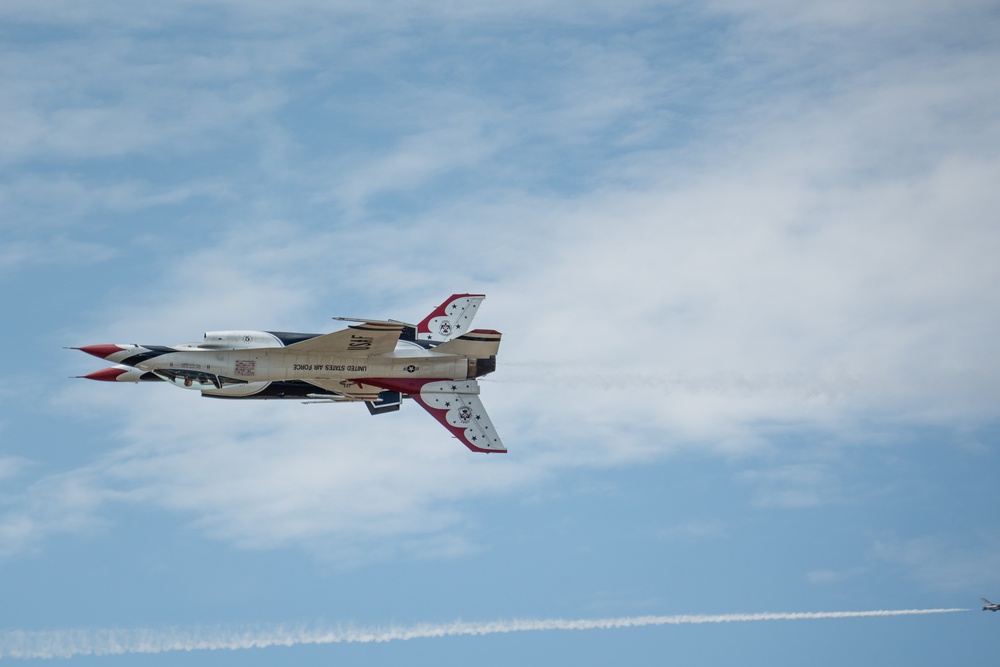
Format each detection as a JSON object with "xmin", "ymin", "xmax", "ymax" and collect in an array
[
  {"xmin": 77, "ymin": 345, "xmax": 125, "ymax": 360},
  {"xmin": 83, "ymin": 367, "xmax": 128, "ymax": 381}
]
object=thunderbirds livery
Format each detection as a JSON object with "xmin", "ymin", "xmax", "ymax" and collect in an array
[{"xmin": 75, "ymin": 294, "xmax": 505, "ymax": 453}]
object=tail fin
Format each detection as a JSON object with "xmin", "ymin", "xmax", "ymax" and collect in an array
[
  {"xmin": 417, "ymin": 294, "xmax": 485, "ymax": 342},
  {"xmin": 431, "ymin": 329, "xmax": 501, "ymax": 357}
]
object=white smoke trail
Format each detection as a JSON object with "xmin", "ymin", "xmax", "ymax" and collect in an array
[
  {"xmin": 489, "ymin": 369, "xmax": 872, "ymax": 400},
  {"xmin": 0, "ymin": 609, "xmax": 968, "ymax": 660}
]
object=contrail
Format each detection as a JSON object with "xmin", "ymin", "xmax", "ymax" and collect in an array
[{"xmin": 0, "ymin": 609, "xmax": 968, "ymax": 659}]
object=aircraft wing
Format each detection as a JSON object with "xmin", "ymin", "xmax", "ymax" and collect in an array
[
  {"xmin": 286, "ymin": 322, "xmax": 403, "ymax": 356},
  {"xmin": 363, "ymin": 378, "xmax": 505, "ymax": 453}
]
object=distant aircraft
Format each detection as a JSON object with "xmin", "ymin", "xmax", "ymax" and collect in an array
[
  {"xmin": 983, "ymin": 598, "xmax": 1000, "ymax": 612},
  {"xmin": 75, "ymin": 294, "xmax": 505, "ymax": 453}
]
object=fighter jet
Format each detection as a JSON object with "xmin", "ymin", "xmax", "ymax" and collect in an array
[
  {"xmin": 983, "ymin": 598, "xmax": 1000, "ymax": 612},
  {"xmin": 75, "ymin": 294, "xmax": 505, "ymax": 453}
]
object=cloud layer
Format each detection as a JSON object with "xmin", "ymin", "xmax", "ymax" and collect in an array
[{"xmin": 2, "ymin": 1, "xmax": 998, "ymax": 583}]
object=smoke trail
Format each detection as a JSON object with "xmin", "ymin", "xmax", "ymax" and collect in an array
[
  {"xmin": 490, "ymin": 369, "xmax": 872, "ymax": 400},
  {"xmin": 0, "ymin": 609, "xmax": 968, "ymax": 659}
]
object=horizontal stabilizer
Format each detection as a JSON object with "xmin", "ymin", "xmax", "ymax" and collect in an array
[{"xmin": 286, "ymin": 322, "xmax": 402, "ymax": 356}]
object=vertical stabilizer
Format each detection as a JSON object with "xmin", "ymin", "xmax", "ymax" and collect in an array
[{"xmin": 417, "ymin": 294, "xmax": 485, "ymax": 342}]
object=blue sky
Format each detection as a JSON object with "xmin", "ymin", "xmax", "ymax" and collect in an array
[{"xmin": 2, "ymin": 0, "xmax": 999, "ymax": 663}]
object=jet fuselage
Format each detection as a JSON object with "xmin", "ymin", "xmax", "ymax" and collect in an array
[
  {"xmin": 75, "ymin": 294, "xmax": 506, "ymax": 452},
  {"xmin": 133, "ymin": 341, "xmax": 476, "ymax": 393}
]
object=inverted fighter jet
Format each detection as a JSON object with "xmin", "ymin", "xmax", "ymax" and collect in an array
[
  {"xmin": 75, "ymin": 294, "xmax": 505, "ymax": 453},
  {"xmin": 983, "ymin": 598, "xmax": 1000, "ymax": 612}
]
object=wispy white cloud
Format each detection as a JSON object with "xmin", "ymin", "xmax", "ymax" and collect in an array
[
  {"xmin": 872, "ymin": 534, "xmax": 1000, "ymax": 592},
  {"xmin": 0, "ymin": 456, "xmax": 29, "ymax": 482},
  {"xmin": 41, "ymin": 117, "xmax": 1000, "ymax": 556},
  {"xmin": 0, "ymin": 7, "xmax": 302, "ymax": 166},
  {"xmin": 99, "ymin": 394, "xmax": 539, "ymax": 554},
  {"xmin": 0, "ymin": 465, "xmax": 115, "ymax": 560},
  {"xmin": 658, "ymin": 519, "xmax": 729, "ymax": 544},
  {"xmin": 0, "ymin": 174, "xmax": 233, "ymax": 223},
  {"xmin": 707, "ymin": 0, "xmax": 997, "ymax": 33},
  {"xmin": 0, "ymin": 237, "xmax": 118, "ymax": 273},
  {"xmin": 320, "ymin": 111, "xmax": 506, "ymax": 218},
  {"xmin": 738, "ymin": 463, "xmax": 844, "ymax": 509},
  {"xmin": 806, "ymin": 567, "xmax": 868, "ymax": 585},
  {"xmin": 4, "ymin": 0, "xmax": 999, "ymax": 566}
]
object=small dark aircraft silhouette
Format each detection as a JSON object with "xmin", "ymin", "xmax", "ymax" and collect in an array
[{"xmin": 982, "ymin": 598, "xmax": 1000, "ymax": 612}]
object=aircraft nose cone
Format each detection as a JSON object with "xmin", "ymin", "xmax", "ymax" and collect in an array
[
  {"xmin": 81, "ymin": 367, "xmax": 127, "ymax": 381},
  {"xmin": 76, "ymin": 345, "xmax": 124, "ymax": 360}
]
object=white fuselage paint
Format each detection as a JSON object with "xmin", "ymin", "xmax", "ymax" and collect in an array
[{"xmin": 134, "ymin": 342, "xmax": 469, "ymax": 385}]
